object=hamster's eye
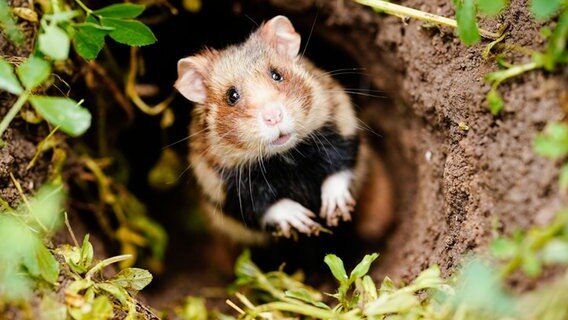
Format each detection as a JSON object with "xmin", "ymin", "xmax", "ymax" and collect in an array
[
  {"xmin": 226, "ymin": 87, "xmax": 240, "ymax": 106},
  {"xmin": 270, "ymin": 69, "xmax": 283, "ymax": 82}
]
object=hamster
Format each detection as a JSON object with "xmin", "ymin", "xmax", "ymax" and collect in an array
[{"xmin": 175, "ymin": 16, "xmax": 392, "ymax": 244}]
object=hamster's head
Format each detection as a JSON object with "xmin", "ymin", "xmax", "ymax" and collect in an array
[{"xmin": 175, "ymin": 16, "xmax": 326, "ymax": 166}]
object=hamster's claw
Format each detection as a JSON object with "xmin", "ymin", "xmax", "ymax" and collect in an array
[
  {"xmin": 320, "ymin": 171, "xmax": 356, "ymax": 227},
  {"xmin": 262, "ymin": 199, "xmax": 321, "ymax": 238}
]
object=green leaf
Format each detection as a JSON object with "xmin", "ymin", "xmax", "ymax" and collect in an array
[
  {"xmin": 101, "ymin": 18, "xmax": 156, "ymax": 46},
  {"xmin": 90, "ymin": 295, "xmax": 114, "ymax": 319},
  {"xmin": 234, "ymin": 250, "xmax": 261, "ymax": 280},
  {"xmin": 0, "ymin": 57, "xmax": 23, "ymax": 94},
  {"xmin": 452, "ymin": 259, "xmax": 515, "ymax": 316},
  {"xmin": 360, "ymin": 275, "xmax": 378, "ymax": 301},
  {"xmin": 148, "ymin": 148, "xmax": 184, "ymax": 191},
  {"xmin": 365, "ymin": 292, "xmax": 419, "ymax": 315},
  {"xmin": 94, "ymin": 3, "xmax": 146, "ymax": 19},
  {"xmin": 521, "ymin": 251, "xmax": 542, "ymax": 277},
  {"xmin": 411, "ymin": 265, "xmax": 443, "ymax": 288},
  {"xmin": 39, "ymin": 24, "xmax": 71, "ymax": 60},
  {"xmin": 379, "ymin": 276, "xmax": 396, "ymax": 294},
  {"xmin": 324, "ymin": 254, "xmax": 348, "ymax": 283},
  {"xmin": 490, "ymin": 238, "xmax": 518, "ymax": 259},
  {"xmin": 110, "ymin": 267, "xmax": 153, "ymax": 291},
  {"xmin": 80, "ymin": 234, "xmax": 94, "ymax": 270},
  {"xmin": 29, "ymin": 184, "xmax": 64, "ymax": 231},
  {"xmin": 487, "ymin": 87, "xmax": 504, "ymax": 115},
  {"xmin": 455, "ymin": 0, "xmax": 481, "ymax": 45},
  {"xmin": 16, "ymin": 56, "xmax": 51, "ymax": 90},
  {"xmin": 127, "ymin": 214, "xmax": 168, "ymax": 261},
  {"xmin": 0, "ymin": 216, "xmax": 36, "ymax": 262},
  {"xmin": 29, "ymin": 96, "xmax": 92, "ymax": 137},
  {"xmin": 39, "ymin": 294, "xmax": 67, "ymax": 320},
  {"xmin": 66, "ymin": 278, "xmax": 94, "ymax": 295},
  {"xmin": 0, "ymin": 0, "xmax": 25, "ymax": 45},
  {"xmin": 540, "ymin": 27, "xmax": 553, "ymax": 39},
  {"xmin": 477, "ymin": 0, "xmax": 508, "ymax": 16},
  {"xmin": 350, "ymin": 253, "xmax": 379, "ymax": 280},
  {"xmin": 285, "ymin": 289, "xmax": 330, "ymax": 309},
  {"xmin": 0, "ymin": 265, "xmax": 33, "ymax": 301},
  {"xmin": 533, "ymin": 122, "xmax": 568, "ymax": 159},
  {"xmin": 175, "ymin": 297, "xmax": 208, "ymax": 320},
  {"xmin": 560, "ymin": 163, "xmax": 568, "ymax": 190},
  {"xmin": 542, "ymin": 239, "xmax": 568, "ymax": 264},
  {"xmin": 55, "ymin": 244, "xmax": 85, "ymax": 273},
  {"xmin": 73, "ymin": 24, "xmax": 110, "ymax": 60},
  {"xmin": 35, "ymin": 242, "xmax": 59, "ymax": 284},
  {"xmin": 22, "ymin": 239, "xmax": 60, "ymax": 284},
  {"xmin": 542, "ymin": 10, "xmax": 568, "ymax": 71},
  {"xmin": 531, "ymin": 0, "xmax": 564, "ymax": 20},
  {"xmin": 96, "ymin": 283, "xmax": 130, "ymax": 306}
]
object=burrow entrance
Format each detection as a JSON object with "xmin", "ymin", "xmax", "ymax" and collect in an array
[{"xmin": 106, "ymin": 0, "xmax": 417, "ymax": 310}]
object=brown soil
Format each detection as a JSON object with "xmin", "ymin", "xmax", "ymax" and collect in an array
[
  {"xmin": 257, "ymin": 0, "xmax": 568, "ymax": 282},
  {"xmin": 0, "ymin": 0, "xmax": 48, "ymax": 208}
]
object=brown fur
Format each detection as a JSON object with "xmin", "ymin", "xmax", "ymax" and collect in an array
[{"xmin": 177, "ymin": 16, "xmax": 393, "ymax": 243}]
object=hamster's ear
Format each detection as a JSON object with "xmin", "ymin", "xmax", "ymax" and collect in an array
[
  {"xmin": 259, "ymin": 16, "xmax": 301, "ymax": 58},
  {"xmin": 175, "ymin": 52, "xmax": 215, "ymax": 104}
]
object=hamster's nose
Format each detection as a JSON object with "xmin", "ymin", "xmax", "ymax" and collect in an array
[{"xmin": 262, "ymin": 108, "xmax": 283, "ymax": 126}]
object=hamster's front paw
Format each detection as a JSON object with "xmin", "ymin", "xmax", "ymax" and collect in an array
[
  {"xmin": 320, "ymin": 170, "xmax": 356, "ymax": 226},
  {"xmin": 261, "ymin": 199, "xmax": 321, "ymax": 238}
]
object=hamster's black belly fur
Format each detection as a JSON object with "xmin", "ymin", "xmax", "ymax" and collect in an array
[{"xmin": 219, "ymin": 124, "xmax": 359, "ymax": 228}]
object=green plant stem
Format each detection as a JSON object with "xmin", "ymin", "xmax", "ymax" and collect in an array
[
  {"xmin": 354, "ymin": 0, "xmax": 502, "ymax": 39},
  {"xmin": 0, "ymin": 195, "xmax": 14, "ymax": 211},
  {"xmin": 73, "ymin": 0, "xmax": 92, "ymax": 14},
  {"xmin": 500, "ymin": 214, "xmax": 568, "ymax": 278},
  {"xmin": 488, "ymin": 60, "xmax": 542, "ymax": 86},
  {"xmin": 0, "ymin": 91, "xmax": 30, "ymax": 141},
  {"xmin": 85, "ymin": 254, "xmax": 132, "ymax": 280},
  {"xmin": 251, "ymin": 302, "xmax": 354, "ymax": 320},
  {"xmin": 51, "ymin": 0, "xmax": 62, "ymax": 13}
]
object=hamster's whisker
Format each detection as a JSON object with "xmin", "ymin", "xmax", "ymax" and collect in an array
[
  {"xmin": 332, "ymin": 113, "xmax": 383, "ymax": 138},
  {"xmin": 300, "ymin": 10, "xmax": 318, "ymax": 59},
  {"xmin": 248, "ymin": 163, "xmax": 255, "ymax": 212},
  {"xmin": 309, "ymin": 132, "xmax": 331, "ymax": 163},
  {"xmin": 327, "ymin": 71, "xmax": 373, "ymax": 78},
  {"xmin": 257, "ymin": 140, "xmax": 274, "ymax": 195},
  {"xmin": 316, "ymin": 67, "xmax": 366, "ymax": 76},
  {"xmin": 175, "ymin": 163, "xmax": 194, "ymax": 182},
  {"xmin": 315, "ymin": 69, "xmax": 370, "ymax": 79},
  {"xmin": 163, "ymin": 128, "xmax": 208, "ymax": 149},
  {"xmin": 314, "ymin": 129, "xmax": 341, "ymax": 158},
  {"xmin": 296, "ymin": 122, "xmax": 331, "ymax": 163},
  {"xmin": 341, "ymin": 87, "xmax": 387, "ymax": 93},
  {"xmin": 193, "ymin": 128, "xmax": 238, "ymax": 170},
  {"xmin": 236, "ymin": 164, "xmax": 246, "ymax": 226},
  {"xmin": 212, "ymin": 166, "xmax": 226, "ymax": 220},
  {"xmin": 321, "ymin": 89, "xmax": 387, "ymax": 99},
  {"xmin": 244, "ymin": 14, "xmax": 259, "ymax": 27}
]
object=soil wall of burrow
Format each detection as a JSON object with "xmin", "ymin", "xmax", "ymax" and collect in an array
[{"xmin": 250, "ymin": 0, "xmax": 568, "ymax": 283}]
